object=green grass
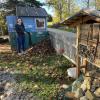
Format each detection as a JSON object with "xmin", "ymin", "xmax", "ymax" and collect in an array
[{"xmin": 0, "ymin": 52, "xmax": 73, "ymax": 99}]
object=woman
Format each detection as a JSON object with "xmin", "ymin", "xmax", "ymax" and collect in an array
[{"xmin": 15, "ymin": 18, "xmax": 26, "ymax": 55}]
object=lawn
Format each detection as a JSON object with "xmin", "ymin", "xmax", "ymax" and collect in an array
[{"xmin": 0, "ymin": 46, "xmax": 74, "ymax": 99}]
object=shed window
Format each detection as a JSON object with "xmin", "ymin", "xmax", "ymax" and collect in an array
[{"xmin": 35, "ymin": 18, "xmax": 45, "ymax": 29}]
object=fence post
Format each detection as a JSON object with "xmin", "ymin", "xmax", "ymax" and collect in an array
[{"xmin": 76, "ymin": 24, "xmax": 80, "ymax": 78}]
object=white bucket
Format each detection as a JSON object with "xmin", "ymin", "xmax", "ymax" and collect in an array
[{"xmin": 67, "ymin": 68, "xmax": 77, "ymax": 78}]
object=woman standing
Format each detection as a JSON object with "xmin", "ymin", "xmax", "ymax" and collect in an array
[{"xmin": 15, "ymin": 18, "xmax": 26, "ymax": 55}]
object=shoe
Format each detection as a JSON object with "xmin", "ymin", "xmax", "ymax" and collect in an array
[
  {"xmin": 18, "ymin": 53, "xmax": 22, "ymax": 56},
  {"xmin": 22, "ymin": 51, "xmax": 27, "ymax": 55}
]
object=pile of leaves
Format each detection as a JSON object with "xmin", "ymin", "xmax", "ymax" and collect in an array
[{"xmin": 29, "ymin": 38, "xmax": 56, "ymax": 55}]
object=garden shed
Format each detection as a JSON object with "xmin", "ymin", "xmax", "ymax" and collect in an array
[
  {"xmin": 6, "ymin": 6, "xmax": 48, "ymax": 51},
  {"xmin": 61, "ymin": 8, "xmax": 100, "ymax": 76}
]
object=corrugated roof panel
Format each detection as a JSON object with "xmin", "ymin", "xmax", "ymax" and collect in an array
[{"xmin": 16, "ymin": 6, "xmax": 48, "ymax": 17}]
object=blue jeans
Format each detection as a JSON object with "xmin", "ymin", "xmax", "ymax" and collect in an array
[{"xmin": 17, "ymin": 35, "xmax": 25, "ymax": 53}]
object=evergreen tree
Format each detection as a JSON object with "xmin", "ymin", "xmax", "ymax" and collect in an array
[{"xmin": 0, "ymin": 0, "xmax": 43, "ymax": 15}]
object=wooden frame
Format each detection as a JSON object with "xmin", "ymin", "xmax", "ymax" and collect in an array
[
  {"xmin": 35, "ymin": 18, "xmax": 46, "ymax": 29},
  {"xmin": 76, "ymin": 25, "xmax": 80, "ymax": 77}
]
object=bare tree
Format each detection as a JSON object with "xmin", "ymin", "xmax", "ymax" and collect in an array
[
  {"xmin": 81, "ymin": 0, "xmax": 90, "ymax": 8},
  {"xmin": 46, "ymin": 0, "xmax": 67, "ymax": 21},
  {"xmin": 87, "ymin": 0, "xmax": 89, "ymax": 8},
  {"xmin": 67, "ymin": 0, "xmax": 71, "ymax": 15}
]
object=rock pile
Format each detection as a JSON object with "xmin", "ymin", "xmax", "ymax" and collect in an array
[
  {"xmin": 65, "ymin": 70, "xmax": 100, "ymax": 100},
  {"xmin": 57, "ymin": 67, "xmax": 100, "ymax": 100},
  {"xmin": 80, "ymin": 70, "xmax": 100, "ymax": 100}
]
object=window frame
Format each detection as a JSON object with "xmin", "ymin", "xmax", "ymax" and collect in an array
[{"xmin": 35, "ymin": 18, "xmax": 46, "ymax": 30}]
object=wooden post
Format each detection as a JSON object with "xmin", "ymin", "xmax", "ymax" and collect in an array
[{"xmin": 76, "ymin": 25, "xmax": 80, "ymax": 78}]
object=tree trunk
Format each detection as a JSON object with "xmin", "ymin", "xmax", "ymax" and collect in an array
[
  {"xmin": 68, "ymin": 0, "xmax": 71, "ymax": 15},
  {"xmin": 87, "ymin": 0, "xmax": 89, "ymax": 8},
  {"xmin": 1, "ymin": 27, "xmax": 4, "ymax": 36},
  {"xmin": 59, "ymin": 13, "xmax": 62, "ymax": 21},
  {"xmin": 95, "ymin": 0, "xmax": 97, "ymax": 9}
]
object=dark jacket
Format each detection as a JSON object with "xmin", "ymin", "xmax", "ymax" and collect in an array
[{"xmin": 15, "ymin": 23, "xmax": 25, "ymax": 36}]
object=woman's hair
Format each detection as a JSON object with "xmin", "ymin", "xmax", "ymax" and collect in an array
[{"xmin": 16, "ymin": 18, "xmax": 23, "ymax": 23}]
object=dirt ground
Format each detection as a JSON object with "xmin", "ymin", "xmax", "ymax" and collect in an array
[{"xmin": 0, "ymin": 42, "xmax": 74, "ymax": 100}]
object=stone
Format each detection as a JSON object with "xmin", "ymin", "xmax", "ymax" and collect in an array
[
  {"xmin": 0, "ymin": 86, "xmax": 4, "ymax": 95},
  {"xmin": 86, "ymin": 82, "xmax": 91, "ymax": 90},
  {"xmin": 94, "ymin": 88, "xmax": 100, "ymax": 97},
  {"xmin": 80, "ymin": 68, "xmax": 86, "ymax": 74},
  {"xmin": 81, "ymin": 83, "xmax": 87, "ymax": 91},
  {"xmin": 0, "ymin": 68, "xmax": 4, "ymax": 71},
  {"xmin": 91, "ymin": 79, "xmax": 100, "ymax": 92},
  {"xmin": 6, "ymin": 88, "xmax": 15, "ymax": 97},
  {"xmin": 72, "ymin": 81, "xmax": 81, "ymax": 92},
  {"xmin": 33, "ymin": 84, "xmax": 40, "ymax": 90},
  {"xmin": 80, "ymin": 96, "xmax": 88, "ymax": 100},
  {"xmin": 93, "ymin": 79, "xmax": 100, "ymax": 88},
  {"xmin": 65, "ymin": 92, "xmax": 75, "ymax": 98},
  {"xmin": 91, "ymin": 85, "xmax": 96, "ymax": 92},
  {"xmin": 85, "ymin": 72, "xmax": 90, "ymax": 76},
  {"xmin": 34, "ymin": 84, "xmax": 39, "ymax": 88},
  {"xmin": 0, "ymin": 95, "xmax": 5, "ymax": 100},
  {"xmin": 85, "ymin": 70, "xmax": 96, "ymax": 77},
  {"xmin": 5, "ymin": 82, "xmax": 12, "ymax": 90},
  {"xmin": 75, "ymin": 88, "xmax": 83, "ymax": 98},
  {"xmin": 0, "ymin": 94, "xmax": 7, "ymax": 100},
  {"xmin": 95, "ymin": 72, "xmax": 100, "ymax": 78},
  {"xmin": 84, "ymin": 77, "xmax": 91, "ymax": 90},
  {"xmin": 85, "ymin": 90, "xmax": 95, "ymax": 100},
  {"xmin": 80, "ymin": 76, "xmax": 91, "ymax": 91},
  {"xmin": 60, "ymin": 84, "xmax": 69, "ymax": 89}
]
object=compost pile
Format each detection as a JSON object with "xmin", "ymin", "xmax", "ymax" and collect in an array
[{"xmin": 29, "ymin": 38, "xmax": 56, "ymax": 55}]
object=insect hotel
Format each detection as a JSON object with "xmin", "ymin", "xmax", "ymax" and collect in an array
[{"xmin": 61, "ymin": 8, "xmax": 100, "ymax": 76}]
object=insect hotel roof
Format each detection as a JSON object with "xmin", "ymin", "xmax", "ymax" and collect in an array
[{"xmin": 61, "ymin": 8, "xmax": 100, "ymax": 27}]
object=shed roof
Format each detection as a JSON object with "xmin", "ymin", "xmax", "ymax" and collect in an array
[
  {"xmin": 16, "ymin": 6, "xmax": 48, "ymax": 17},
  {"xmin": 61, "ymin": 8, "xmax": 100, "ymax": 27}
]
